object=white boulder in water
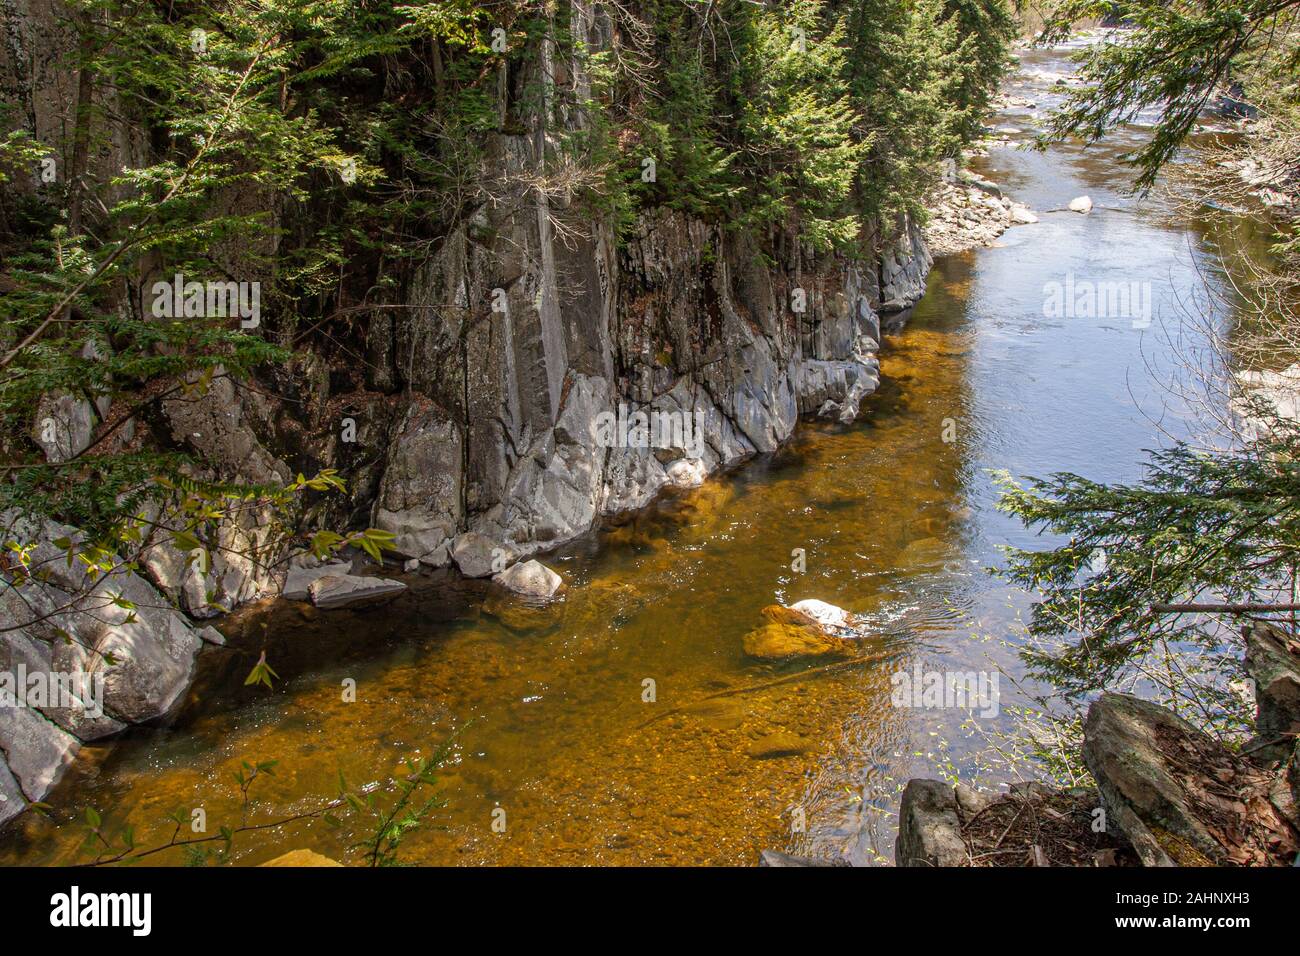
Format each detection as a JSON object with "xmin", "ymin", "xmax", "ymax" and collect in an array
[
  {"xmin": 1068, "ymin": 195, "xmax": 1093, "ymax": 214},
  {"xmin": 493, "ymin": 559, "xmax": 564, "ymax": 600},
  {"xmin": 788, "ymin": 599, "xmax": 861, "ymax": 636},
  {"xmin": 1010, "ymin": 204, "xmax": 1038, "ymax": 224},
  {"xmin": 664, "ymin": 458, "xmax": 708, "ymax": 488}
]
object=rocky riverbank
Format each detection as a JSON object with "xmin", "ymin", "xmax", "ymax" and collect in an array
[
  {"xmin": 895, "ymin": 623, "xmax": 1300, "ymax": 867},
  {"xmin": 924, "ymin": 160, "xmax": 1038, "ymax": 257},
  {"xmin": 0, "ymin": 0, "xmax": 943, "ymax": 826}
]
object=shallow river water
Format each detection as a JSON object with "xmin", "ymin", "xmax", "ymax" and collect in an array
[{"xmin": 1, "ymin": 38, "xmax": 1260, "ymax": 866}]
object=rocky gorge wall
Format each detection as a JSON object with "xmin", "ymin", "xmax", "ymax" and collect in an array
[{"xmin": 0, "ymin": 0, "xmax": 934, "ymax": 823}]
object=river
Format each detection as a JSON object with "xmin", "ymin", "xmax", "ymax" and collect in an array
[{"xmin": 0, "ymin": 35, "xmax": 1261, "ymax": 867}]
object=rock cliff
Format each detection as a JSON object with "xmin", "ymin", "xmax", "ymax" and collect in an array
[{"xmin": 0, "ymin": 0, "xmax": 934, "ymax": 819}]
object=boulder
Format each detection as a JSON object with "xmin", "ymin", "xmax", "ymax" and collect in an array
[
  {"xmin": 1244, "ymin": 622, "xmax": 1300, "ymax": 759},
  {"xmin": 137, "ymin": 501, "xmax": 279, "ymax": 618},
  {"xmin": 307, "ymin": 574, "xmax": 407, "ymax": 610},
  {"xmin": 492, "ymin": 560, "xmax": 564, "ymax": 600},
  {"xmin": 196, "ymin": 625, "xmax": 226, "ymax": 646},
  {"xmin": 1083, "ymin": 692, "xmax": 1300, "ymax": 866},
  {"xmin": 1009, "ymin": 204, "xmax": 1039, "ymax": 224},
  {"xmin": 259, "ymin": 849, "xmax": 344, "ymax": 867},
  {"xmin": 746, "ymin": 732, "xmax": 814, "ymax": 760},
  {"xmin": 896, "ymin": 779, "xmax": 968, "ymax": 866},
  {"xmin": 282, "ymin": 558, "xmax": 352, "ymax": 601},
  {"xmin": 32, "ymin": 392, "xmax": 96, "ymax": 463},
  {"xmin": 0, "ymin": 707, "xmax": 80, "ymax": 808},
  {"xmin": 1, "ymin": 510, "xmax": 203, "ymax": 736},
  {"xmin": 0, "ymin": 758, "xmax": 26, "ymax": 827},
  {"xmin": 1068, "ymin": 195, "xmax": 1093, "ymax": 214},
  {"xmin": 418, "ymin": 542, "xmax": 451, "ymax": 569},
  {"xmin": 741, "ymin": 604, "xmax": 854, "ymax": 662},
  {"xmin": 758, "ymin": 850, "xmax": 848, "ymax": 867},
  {"xmin": 664, "ymin": 458, "xmax": 709, "ymax": 488},
  {"xmin": 788, "ymin": 599, "xmax": 861, "ymax": 636},
  {"xmin": 451, "ymin": 532, "xmax": 516, "ymax": 579}
]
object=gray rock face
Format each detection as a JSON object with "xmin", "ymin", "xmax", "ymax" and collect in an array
[
  {"xmin": 4, "ymin": 0, "xmax": 935, "ymax": 607},
  {"xmin": 493, "ymin": 560, "xmax": 563, "ymax": 600},
  {"xmin": 490, "ymin": 373, "xmax": 609, "ymax": 554},
  {"xmin": 366, "ymin": 196, "xmax": 926, "ymax": 577},
  {"xmin": 32, "ymin": 392, "xmax": 96, "ymax": 462},
  {"xmin": 163, "ymin": 370, "xmax": 289, "ymax": 489},
  {"xmin": 0, "ymin": 707, "xmax": 80, "ymax": 806},
  {"xmin": 0, "ymin": 508, "xmax": 214, "ymax": 814},
  {"xmin": 307, "ymin": 573, "xmax": 407, "ymax": 610},
  {"xmin": 799, "ymin": 357, "xmax": 880, "ymax": 424},
  {"xmin": 1083, "ymin": 692, "xmax": 1299, "ymax": 866},
  {"xmin": 1244, "ymin": 622, "xmax": 1300, "ymax": 757},
  {"xmin": 2, "ymin": 510, "xmax": 203, "ymax": 726},
  {"xmin": 896, "ymin": 779, "xmax": 968, "ymax": 866},
  {"xmin": 879, "ymin": 217, "xmax": 934, "ymax": 313},
  {"xmin": 373, "ymin": 401, "xmax": 463, "ymax": 561},
  {"xmin": 0, "ymin": 758, "xmax": 25, "ymax": 827}
]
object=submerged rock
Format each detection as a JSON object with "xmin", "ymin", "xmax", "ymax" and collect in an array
[
  {"xmin": 746, "ymin": 732, "xmax": 814, "ymax": 760},
  {"xmin": 493, "ymin": 559, "xmax": 564, "ymax": 600},
  {"xmin": 259, "ymin": 849, "xmax": 344, "ymax": 867},
  {"xmin": 307, "ymin": 573, "xmax": 406, "ymax": 610},
  {"xmin": 741, "ymin": 604, "xmax": 854, "ymax": 662},
  {"xmin": 758, "ymin": 849, "xmax": 848, "ymax": 867}
]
